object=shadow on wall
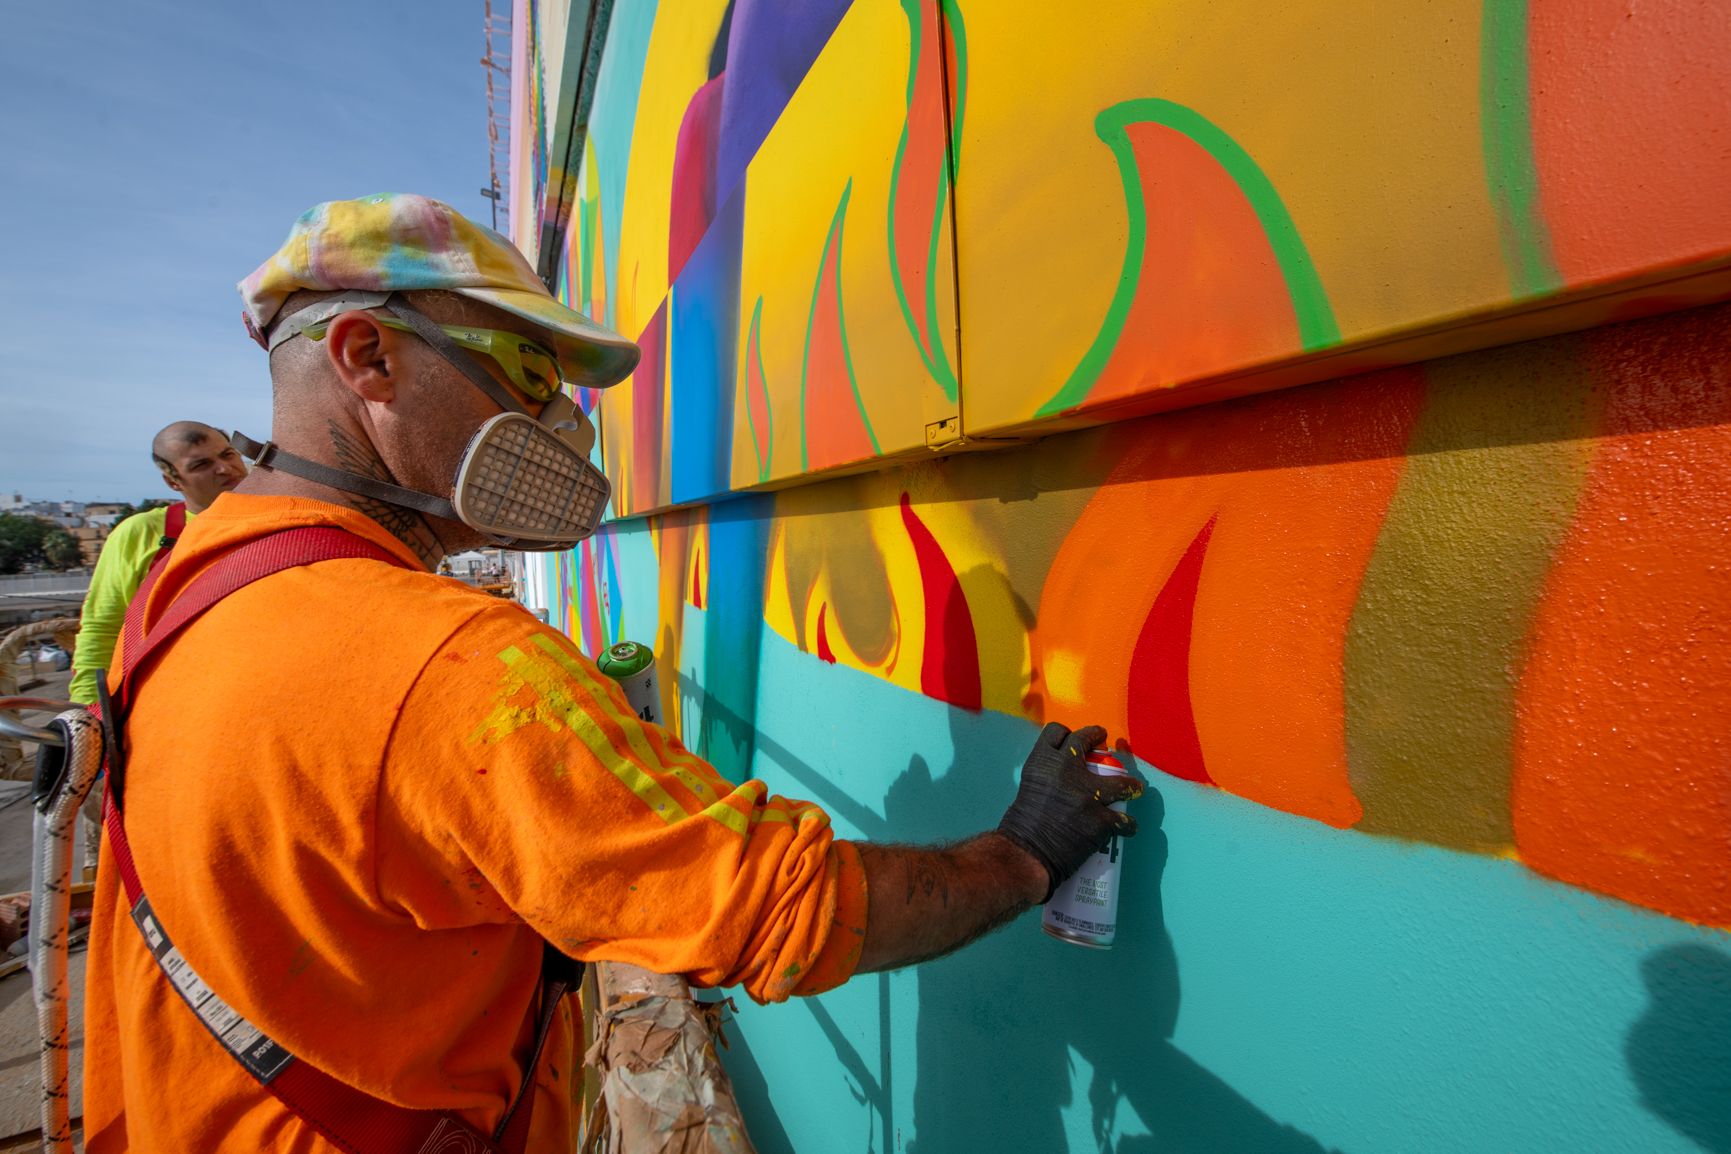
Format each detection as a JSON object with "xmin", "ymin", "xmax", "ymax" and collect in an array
[
  {"xmin": 686, "ymin": 661, "xmax": 1337, "ymax": 1152},
  {"xmin": 887, "ymin": 703, "xmax": 1338, "ymax": 1154},
  {"xmin": 1625, "ymin": 944, "xmax": 1731, "ymax": 1153}
]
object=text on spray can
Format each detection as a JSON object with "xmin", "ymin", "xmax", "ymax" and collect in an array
[
  {"xmin": 1041, "ymin": 749, "xmax": 1131, "ymax": 949},
  {"xmin": 597, "ymin": 641, "xmax": 661, "ymax": 725}
]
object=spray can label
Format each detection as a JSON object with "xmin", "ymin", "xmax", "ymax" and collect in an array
[
  {"xmin": 597, "ymin": 641, "xmax": 661, "ymax": 725},
  {"xmin": 1041, "ymin": 750, "xmax": 1130, "ymax": 949}
]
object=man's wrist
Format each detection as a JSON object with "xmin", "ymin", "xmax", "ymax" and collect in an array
[{"xmin": 977, "ymin": 831, "xmax": 1051, "ymax": 906}]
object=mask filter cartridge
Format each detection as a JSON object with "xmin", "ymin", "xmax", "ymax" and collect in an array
[{"xmin": 451, "ymin": 410, "xmax": 611, "ymax": 549}]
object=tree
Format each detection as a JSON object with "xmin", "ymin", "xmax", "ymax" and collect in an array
[
  {"xmin": 113, "ymin": 498, "xmax": 171, "ymax": 525},
  {"xmin": 43, "ymin": 530, "xmax": 83, "ymax": 571},
  {"xmin": 0, "ymin": 514, "xmax": 51, "ymax": 574}
]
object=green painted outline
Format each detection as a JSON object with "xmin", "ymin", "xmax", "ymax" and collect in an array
[
  {"xmin": 578, "ymin": 195, "xmax": 596, "ymax": 313},
  {"xmin": 743, "ymin": 296, "xmax": 774, "ymax": 482},
  {"xmin": 835, "ymin": 196, "xmax": 880, "ymax": 459},
  {"xmin": 801, "ymin": 180, "xmax": 880, "ymax": 471},
  {"xmin": 887, "ymin": 0, "xmax": 960, "ymax": 401},
  {"xmin": 941, "ymin": 0, "xmax": 967, "ymax": 164},
  {"xmin": 924, "ymin": 0, "xmax": 966, "ymax": 396},
  {"xmin": 1035, "ymin": 98, "xmax": 1341, "ymax": 419},
  {"xmin": 1481, "ymin": 0, "xmax": 1561, "ymax": 297}
]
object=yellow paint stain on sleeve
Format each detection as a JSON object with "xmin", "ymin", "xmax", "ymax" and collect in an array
[{"xmin": 471, "ymin": 635, "xmax": 809, "ymax": 841}]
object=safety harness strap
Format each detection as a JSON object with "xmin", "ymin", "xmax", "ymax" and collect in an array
[
  {"xmin": 116, "ymin": 502, "xmax": 189, "ymax": 678},
  {"xmin": 97, "ymin": 525, "xmax": 573, "ymax": 1154},
  {"xmin": 160, "ymin": 501, "xmax": 187, "ymax": 551}
]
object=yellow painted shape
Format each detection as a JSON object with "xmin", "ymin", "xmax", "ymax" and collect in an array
[
  {"xmin": 653, "ymin": 509, "xmax": 700, "ymax": 730},
  {"xmin": 766, "ymin": 472, "xmax": 932, "ymax": 698},
  {"xmin": 762, "ymin": 524, "xmax": 797, "ymax": 641},
  {"xmin": 899, "ymin": 478, "xmax": 1032, "ymax": 717},
  {"xmin": 614, "ymin": 0, "xmax": 731, "ymax": 342},
  {"xmin": 583, "ymin": 136, "xmax": 608, "ymax": 323},
  {"xmin": 957, "ymin": 0, "xmax": 1505, "ymax": 435},
  {"xmin": 758, "ymin": 465, "xmax": 1036, "ymax": 713},
  {"xmin": 597, "ymin": 334, "xmax": 635, "ymax": 514},
  {"xmin": 733, "ymin": 0, "xmax": 957, "ymax": 487}
]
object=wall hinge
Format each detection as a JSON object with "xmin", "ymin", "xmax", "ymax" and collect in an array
[{"xmin": 925, "ymin": 416, "xmax": 962, "ymax": 448}]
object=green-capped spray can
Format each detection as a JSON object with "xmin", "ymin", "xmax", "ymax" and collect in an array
[{"xmin": 598, "ymin": 641, "xmax": 661, "ymax": 725}]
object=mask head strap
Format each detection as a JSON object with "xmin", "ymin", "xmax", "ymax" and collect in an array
[
  {"xmin": 230, "ymin": 432, "xmax": 460, "ymax": 523},
  {"xmin": 377, "ymin": 299, "xmax": 535, "ymax": 418},
  {"xmin": 264, "ymin": 290, "xmax": 393, "ymax": 352}
]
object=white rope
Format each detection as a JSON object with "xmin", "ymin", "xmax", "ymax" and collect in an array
[{"xmin": 28, "ymin": 708, "xmax": 103, "ymax": 1152}]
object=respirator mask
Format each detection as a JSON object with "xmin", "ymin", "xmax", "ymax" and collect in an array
[{"xmin": 233, "ymin": 291, "xmax": 611, "ymax": 552}]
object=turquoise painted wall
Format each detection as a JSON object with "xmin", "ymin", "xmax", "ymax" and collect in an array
[{"xmin": 704, "ymin": 615, "xmax": 1729, "ymax": 1153}]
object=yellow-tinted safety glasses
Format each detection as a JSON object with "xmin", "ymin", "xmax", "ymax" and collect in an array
[{"xmin": 300, "ymin": 314, "xmax": 564, "ymax": 402}]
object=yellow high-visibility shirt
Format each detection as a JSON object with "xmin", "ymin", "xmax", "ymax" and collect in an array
[{"xmin": 70, "ymin": 505, "xmax": 188, "ymax": 704}]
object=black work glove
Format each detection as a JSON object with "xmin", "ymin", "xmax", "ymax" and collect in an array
[{"xmin": 997, "ymin": 723, "xmax": 1141, "ymax": 901}]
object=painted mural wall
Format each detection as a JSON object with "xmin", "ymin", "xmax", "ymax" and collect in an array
[{"xmin": 511, "ymin": 2, "xmax": 1731, "ymax": 1150}]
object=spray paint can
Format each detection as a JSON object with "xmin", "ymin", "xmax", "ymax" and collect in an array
[
  {"xmin": 597, "ymin": 641, "xmax": 661, "ymax": 725},
  {"xmin": 1041, "ymin": 749, "xmax": 1131, "ymax": 949}
]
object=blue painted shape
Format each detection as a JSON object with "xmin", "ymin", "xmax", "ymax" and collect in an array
[
  {"xmin": 668, "ymin": 185, "xmax": 744, "ymax": 507},
  {"xmin": 589, "ymin": 0, "xmax": 660, "ymax": 329},
  {"xmin": 694, "ymin": 492, "xmax": 771, "ymax": 779},
  {"xmin": 601, "ymin": 530, "xmax": 625, "ymax": 645},
  {"xmin": 714, "ymin": 0, "xmax": 854, "ymax": 202},
  {"xmin": 710, "ymin": 620, "xmax": 1731, "ymax": 1154},
  {"xmin": 591, "ymin": 517, "xmax": 659, "ymax": 649}
]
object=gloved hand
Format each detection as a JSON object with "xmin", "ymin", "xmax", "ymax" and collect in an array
[{"xmin": 997, "ymin": 722, "xmax": 1141, "ymax": 901}]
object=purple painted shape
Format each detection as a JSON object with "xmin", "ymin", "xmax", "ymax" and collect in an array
[
  {"xmin": 670, "ymin": 73, "xmax": 727, "ymax": 284},
  {"xmin": 714, "ymin": 0, "xmax": 854, "ymax": 199}
]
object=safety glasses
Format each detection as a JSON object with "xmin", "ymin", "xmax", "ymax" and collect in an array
[{"xmin": 299, "ymin": 314, "xmax": 565, "ymax": 402}]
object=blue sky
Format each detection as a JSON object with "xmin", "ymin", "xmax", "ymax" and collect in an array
[{"xmin": 0, "ymin": 1, "xmax": 499, "ymax": 502}]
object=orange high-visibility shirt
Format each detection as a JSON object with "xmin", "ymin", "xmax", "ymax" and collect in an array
[{"xmin": 83, "ymin": 494, "xmax": 867, "ymax": 1152}]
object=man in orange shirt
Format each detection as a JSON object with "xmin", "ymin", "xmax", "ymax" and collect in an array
[{"xmin": 83, "ymin": 194, "xmax": 1139, "ymax": 1151}]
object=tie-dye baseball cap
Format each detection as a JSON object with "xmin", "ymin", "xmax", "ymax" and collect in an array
[{"xmin": 239, "ymin": 193, "xmax": 639, "ymax": 388}]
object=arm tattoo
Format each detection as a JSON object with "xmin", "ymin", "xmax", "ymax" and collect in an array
[
  {"xmin": 327, "ymin": 421, "xmax": 445, "ymax": 566},
  {"xmin": 907, "ymin": 860, "xmax": 951, "ymax": 908}
]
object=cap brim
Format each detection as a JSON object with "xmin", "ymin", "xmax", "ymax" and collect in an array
[{"xmin": 459, "ymin": 286, "xmax": 641, "ymax": 389}]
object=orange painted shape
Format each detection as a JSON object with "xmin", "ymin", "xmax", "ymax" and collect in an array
[
  {"xmin": 1513, "ymin": 316, "xmax": 1731, "ymax": 928},
  {"xmin": 892, "ymin": 0, "xmax": 945, "ymax": 346},
  {"xmin": 1531, "ymin": 0, "xmax": 1731, "ymax": 283},
  {"xmin": 804, "ymin": 221, "xmax": 875, "ymax": 471},
  {"xmin": 1089, "ymin": 122, "xmax": 1302, "ymax": 407},
  {"xmin": 1029, "ymin": 370, "xmax": 1422, "ymax": 827}
]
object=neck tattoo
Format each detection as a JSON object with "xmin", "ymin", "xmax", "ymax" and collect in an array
[{"xmin": 326, "ymin": 421, "xmax": 446, "ymax": 568}]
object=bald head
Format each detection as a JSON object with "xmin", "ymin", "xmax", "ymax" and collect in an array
[
  {"xmin": 151, "ymin": 421, "xmax": 226, "ymax": 476},
  {"xmin": 150, "ymin": 421, "xmax": 245, "ymax": 513}
]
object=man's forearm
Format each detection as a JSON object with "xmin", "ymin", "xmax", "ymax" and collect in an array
[{"xmin": 854, "ymin": 833, "xmax": 1048, "ymax": 974}]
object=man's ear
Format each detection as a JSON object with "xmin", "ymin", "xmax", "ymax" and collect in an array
[
  {"xmin": 324, "ymin": 312, "xmax": 400, "ymax": 403},
  {"xmin": 161, "ymin": 471, "xmax": 184, "ymax": 496}
]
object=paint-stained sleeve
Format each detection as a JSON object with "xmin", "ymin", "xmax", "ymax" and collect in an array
[{"xmin": 379, "ymin": 607, "xmax": 868, "ymax": 1004}]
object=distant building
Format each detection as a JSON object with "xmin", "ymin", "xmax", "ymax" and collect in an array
[
  {"xmin": 69, "ymin": 524, "xmax": 107, "ymax": 568},
  {"xmin": 0, "ymin": 496, "xmax": 134, "ymax": 567}
]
